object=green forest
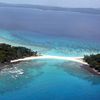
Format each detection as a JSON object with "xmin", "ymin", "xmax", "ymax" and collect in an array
[
  {"xmin": 84, "ymin": 54, "xmax": 100, "ymax": 72},
  {"xmin": 0, "ymin": 43, "xmax": 37, "ymax": 63}
]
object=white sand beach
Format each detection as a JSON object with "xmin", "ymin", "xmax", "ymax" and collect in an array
[{"xmin": 11, "ymin": 55, "xmax": 88, "ymax": 65}]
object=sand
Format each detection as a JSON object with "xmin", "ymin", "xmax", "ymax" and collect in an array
[{"xmin": 11, "ymin": 55, "xmax": 88, "ymax": 65}]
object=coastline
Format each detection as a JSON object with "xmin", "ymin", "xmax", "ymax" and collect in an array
[
  {"xmin": 0, "ymin": 53, "xmax": 99, "ymax": 75},
  {"xmin": 81, "ymin": 65, "xmax": 100, "ymax": 75},
  {"xmin": 11, "ymin": 55, "xmax": 87, "ymax": 64},
  {"xmin": 10, "ymin": 55, "xmax": 100, "ymax": 75},
  {"xmin": 93, "ymin": 68, "xmax": 100, "ymax": 75}
]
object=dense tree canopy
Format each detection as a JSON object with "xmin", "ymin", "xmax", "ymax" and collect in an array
[
  {"xmin": 84, "ymin": 54, "xmax": 100, "ymax": 72},
  {"xmin": 0, "ymin": 43, "xmax": 38, "ymax": 63}
]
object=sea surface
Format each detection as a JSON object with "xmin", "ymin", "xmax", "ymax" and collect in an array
[{"xmin": 0, "ymin": 6, "xmax": 100, "ymax": 100}]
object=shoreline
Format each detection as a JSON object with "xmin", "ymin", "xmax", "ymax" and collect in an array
[
  {"xmin": 11, "ymin": 55, "xmax": 100, "ymax": 75},
  {"xmin": 81, "ymin": 65, "xmax": 100, "ymax": 75},
  {"xmin": 11, "ymin": 55, "xmax": 87, "ymax": 64}
]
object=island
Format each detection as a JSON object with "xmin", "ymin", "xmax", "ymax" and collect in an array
[
  {"xmin": 84, "ymin": 54, "xmax": 100, "ymax": 73},
  {"xmin": 0, "ymin": 43, "xmax": 100, "ymax": 75},
  {"xmin": 0, "ymin": 43, "xmax": 38, "ymax": 64}
]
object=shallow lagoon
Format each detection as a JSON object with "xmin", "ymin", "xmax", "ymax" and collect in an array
[
  {"xmin": 0, "ymin": 60, "xmax": 100, "ymax": 100},
  {"xmin": 0, "ymin": 6, "xmax": 100, "ymax": 100}
]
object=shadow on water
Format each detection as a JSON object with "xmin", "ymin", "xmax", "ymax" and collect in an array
[
  {"xmin": 57, "ymin": 61, "xmax": 100, "ymax": 85},
  {"xmin": 0, "ymin": 61, "xmax": 46, "ymax": 94}
]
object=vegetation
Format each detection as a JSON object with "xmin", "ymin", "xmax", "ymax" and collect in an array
[
  {"xmin": 0, "ymin": 43, "xmax": 38, "ymax": 63},
  {"xmin": 84, "ymin": 54, "xmax": 100, "ymax": 72}
]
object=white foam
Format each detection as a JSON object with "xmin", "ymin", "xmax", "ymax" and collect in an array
[{"xmin": 1, "ymin": 67, "xmax": 24, "ymax": 78}]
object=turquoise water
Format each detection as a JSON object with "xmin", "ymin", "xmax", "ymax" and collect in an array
[
  {"xmin": 0, "ymin": 6, "xmax": 100, "ymax": 100},
  {"xmin": 0, "ymin": 29, "xmax": 100, "ymax": 100},
  {"xmin": 0, "ymin": 60, "xmax": 100, "ymax": 100},
  {"xmin": 0, "ymin": 30, "xmax": 100, "ymax": 56}
]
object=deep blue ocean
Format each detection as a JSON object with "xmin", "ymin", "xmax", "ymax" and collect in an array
[{"xmin": 0, "ymin": 6, "xmax": 100, "ymax": 100}]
